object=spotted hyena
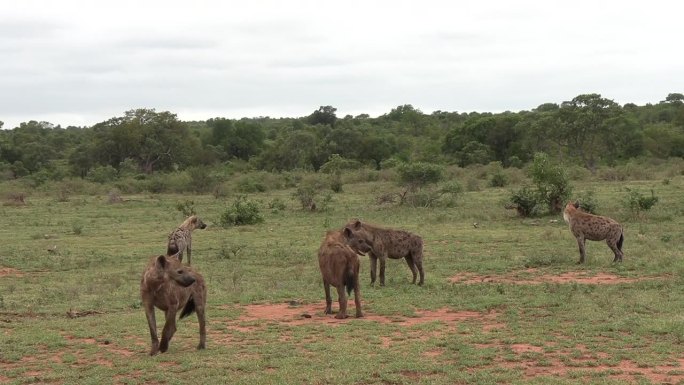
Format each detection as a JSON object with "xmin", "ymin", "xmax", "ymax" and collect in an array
[
  {"xmin": 317, "ymin": 229, "xmax": 371, "ymax": 319},
  {"xmin": 140, "ymin": 255, "xmax": 207, "ymax": 355},
  {"xmin": 167, "ymin": 215, "xmax": 207, "ymax": 266},
  {"xmin": 343, "ymin": 220, "xmax": 425, "ymax": 286},
  {"xmin": 563, "ymin": 201, "xmax": 624, "ymax": 264}
]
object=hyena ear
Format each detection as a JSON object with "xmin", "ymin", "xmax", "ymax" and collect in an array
[
  {"xmin": 353, "ymin": 220, "xmax": 362, "ymax": 229},
  {"xmin": 156, "ymin": 255, "xmax": 167, "ymax": 269},
  {"xmin": 573, "ymin": 200, "xmax": 580, "ymax": 209},
  {"xmin": 343, "ymin": 227, "xmax": 352, "ymax": 238}
]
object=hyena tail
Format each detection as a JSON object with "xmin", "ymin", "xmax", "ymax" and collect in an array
[
  {"xmin": 179, "ymin": 296, "xmax": 196, "ymax": 319},
  {"xmin": 617, "ymin": 230, "xmax": 624, "ymax": 251},
  {"xmin": 344, "ymin": 267, "xmax": 356, "ymax": 296}
]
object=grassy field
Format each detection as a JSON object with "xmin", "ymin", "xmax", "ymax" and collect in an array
[{"xmin": 1, "ymin": 174, "xmax": 683, "ymax": 384}]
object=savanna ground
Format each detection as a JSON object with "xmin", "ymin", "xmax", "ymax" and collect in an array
[{"xmin": 1, "ymin": 168, "xmax": 684, "ymax": 384}]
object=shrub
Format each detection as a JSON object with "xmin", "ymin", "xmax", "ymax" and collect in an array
[
  {"xmin": 186, "ymin": 166, "xmax": 216, "ymax": 193},
  {"xmin": 86, "ymin": 165, "xmax": 118, "ymax": 184},
  {"xmin": 509, "ymin": 186, "xmax": 539, "ymax": 217},
  {"xmin": 176, "ymin": 200, "xmax": 196, "ymax": 216},
  {"xmin": 397, "ymin": 162, "xmax": 444, "ymax": 191},
  {"xmin": 624, "ymin": 188, "xmax": 659, "ymax": 215},
  {"xmin": 489, "ymin": 170, "xmax": 508, "ymax": 187},
  {"xmin": 529, "ymin": 152, "xmax": 572, "ymax": 214},
  {"xmin": 236, "ymin": 175, "xmax": 266, "ymax": 193},
  {"xmin": 292, "ymin": 177, "xmax": 327, "ymax": 210},
  {"xmin": 219, "ymin": 196, "xmax": 264, "ymax": 227},
  {"xmin": 575, "ymin": 190, "xmax": 599, "ymax": 214},
  {"xmin": 268, "ymin": 198, "xmax": 287, "ymax": 213}
]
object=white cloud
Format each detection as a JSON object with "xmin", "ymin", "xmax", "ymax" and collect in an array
[{"xmin": 1, "ymin": 0, "xmax": 683, "ymax": 129}]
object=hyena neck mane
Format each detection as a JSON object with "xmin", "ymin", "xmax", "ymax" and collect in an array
[
  {"xmin": 563, "ymin": 202, "xmax": 579, "ymax": 223},
  {"xmin": 180, "ymin": 215, "xmax": 197, "ymax": 228}
]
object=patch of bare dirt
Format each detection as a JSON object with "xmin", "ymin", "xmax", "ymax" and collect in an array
[
  {"xmin": 223, "ymin": 302, "xmax": 500, "ymax": 329},
  {"xmin": 450, "ymin": 268, "xmax": 666, "ymax": 285},
  {"xmin": 0, "ymin": 267, "xmax": 23, "ymax": 277}
]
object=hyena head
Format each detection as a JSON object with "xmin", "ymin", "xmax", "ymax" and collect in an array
[
  {"xmin": 343, "ymin": 225, "xmax": 373, "ymax": 255},
  {"xmin": 156, "ymin": 255, "xmax": 196, "ymax": 287},
  {"xmin": 188, "ymin": 215, "xmax": 207, "ymax": 230},
  {"xmin": 562, "ymin": 200, "xmax": 581, "ymax": 223}
]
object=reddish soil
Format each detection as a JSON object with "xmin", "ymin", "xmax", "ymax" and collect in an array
[
  {"xmin": 220, "ymin": 302, "xmax": 500, "ymax": 329},
  {"xmin": 450, "ymin": 268, "xmax": 666, "ymax": 285},
  {"xmin": 4, "ymin": 302, "xmax": 682, "ymax": 384},
  {"xmin": 0, "ymin": 267, "xmax": 23, "ymax": 277}
]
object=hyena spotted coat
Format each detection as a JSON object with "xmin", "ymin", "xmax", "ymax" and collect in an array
[
  {"xmin": 563, "ymin": 201, "xmax": 624, "ymax": 263},
  {"xmin": 167, "ymin": 215, "xmax": 207, "ymax": 266},
  {"xmin": 344, "ymin": 220, "xmax": 425, "ymax": 286},
  {"xmin": 140, "ymin": 255, "xmax": 207, "ymax": 355}
]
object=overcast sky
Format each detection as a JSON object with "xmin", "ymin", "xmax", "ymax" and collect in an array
[{"xmin": 1, "ymin": 0, "xmax": 683, "ymax": 129}]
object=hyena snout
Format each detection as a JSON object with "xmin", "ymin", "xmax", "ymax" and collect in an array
[
  {"xmin": 171, "ymin": 270, "xmax": 196, "ymax": 287},
  {"xmin": 343, "ymin": 227, "xmax": 372, "ymax": 255}
]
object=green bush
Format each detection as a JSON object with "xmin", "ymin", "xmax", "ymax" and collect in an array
[
  {"xmin": 510, "ymin": 186, "xmax": 539, "ymax": 217},
  {"xmin": 397, "ymin": 162, "xmax": 444, "ymax": 191},
  {"xmin": 219, "ymin": 196, "xmax": 264, "ymax": 227},
  {"xmin": 489, "ymin": 170, "xmax": 508, "ymax": 187},
  {"xmin": 575, "ymin": 190, "xmax": 599, "ymax": 214},
  {"xmin": 86, "ymin": 165, "xmax": 118, "ymax": 184},
  {"xmin": 268, "ymin": 198, "xmax": 287, "ymax": 213},
  {"xmin": 176, "ymin": 200, "xmax": 196, "ymax": 216},
  {"xmin": 530, "ymin": 152, "xmax": 572, "ymax": 214},
  {"xmin": 624, "ymin": 188, "xmax": 659, "ymax": 215}
]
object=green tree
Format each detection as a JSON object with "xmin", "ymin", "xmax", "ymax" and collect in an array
[
  {"xmin": 558, "ymin": 94, "xmax": 621, "ymax": 170},
  {"xmin": 92, "ymin": 109, "xmax": 197, "ymax": 173},
  {"xmin": 308, "ymin": 105, "xmax": 337, "ymax": 127}
]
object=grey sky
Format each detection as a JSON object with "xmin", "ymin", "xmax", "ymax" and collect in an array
[{"xmin": 1, "ymin": 0, "xmax": 682, "ymax": 129}]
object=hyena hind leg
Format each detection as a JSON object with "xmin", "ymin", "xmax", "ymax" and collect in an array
[{"xmin": 607, "ymin": 240, "xmax": 623, "ymax": 262}]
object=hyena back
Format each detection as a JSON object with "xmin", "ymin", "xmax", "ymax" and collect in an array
[
  {"xmin": 344, "ymin": 220, "xmax": 425, "ymax": 286},
  {"xmin": 563, "ymin": 201, "xmax": 624, "ymax": 263}
]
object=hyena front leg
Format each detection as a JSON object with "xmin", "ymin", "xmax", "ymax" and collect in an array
[
  {"xmin": 159, "ymin": 309, "xmax": 178, "ymax": 353},
  {"xmin": 187, "ymin": 240, "xmax": 192, "ymax": 266},
  {"xmin": 144, "ymin": 302, "xmax": 160, "ymax": 355},
  {"xmin": 369, "ymin": 255, "xmax": 378, "ymax": 286},
  {"xmin": 378, "ymin": 256, "xmax": 387, "ymax": 286},
  {"xmin": 576, "ymin": 236, "xmax": 587, "ymax": 264}
]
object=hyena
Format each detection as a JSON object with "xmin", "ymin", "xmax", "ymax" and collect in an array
[
  {"xmin": 563, "ymin": 201, "xmax": 624, "ymax": 263},
  {"xmin": 317, "ymin": 229, "xmax": 371, "ymax": 319},
  {"xmin": 344, "ymin": 220, "xmax": 425, "ymax": 286},
  {"xmin": 140, "ymin": 255, "xmax": 207, "ymax": 355},
  {"xmin": 167, "ymin": 215, "xmax": 207, "ymax": 265}
]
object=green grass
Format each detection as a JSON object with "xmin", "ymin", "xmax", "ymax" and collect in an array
[{"xmin": 1, "ymin": 176, "xmax": 683, "ymax": 384}]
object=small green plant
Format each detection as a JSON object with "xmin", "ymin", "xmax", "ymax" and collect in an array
[
  {"xmin": 72, "ymin": 221, "xmax": 84, "ymax": 235},
  {"xmin": 218, "ymin": 242, "xmax": 246, "ymax": 259},
  {"xmin": 576, "ymin": 190, "xmax": 599, "ymax": 214},
  {"xmin": 624, "ymin": 188, "xmax": 659, "ymax": 215},
  {"xmin": 509, "ymin": 186, "xmax": 539, "ymax": 217},
  {"xmin": 489, "ymin": 170, "xmax": 508, "ymax": 187},
  {"xmin": 175, "ymin": 200, "xmax": 196, "ymax": 216},
  {"xmin": 86, "ymin": 165, "xmax": 118, "ymax": 183},
  {"xmin": 219, "ymin": 195, "xmax": 264, "ymax": 227},
  {"xmin": 268, "ymin": 198, "xmax": 287, "ymax": 213}
]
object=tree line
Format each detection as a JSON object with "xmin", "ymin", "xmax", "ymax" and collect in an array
[{"xmin": 0, "ymin": 93, "xmax": 682, "ymax": 182}]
